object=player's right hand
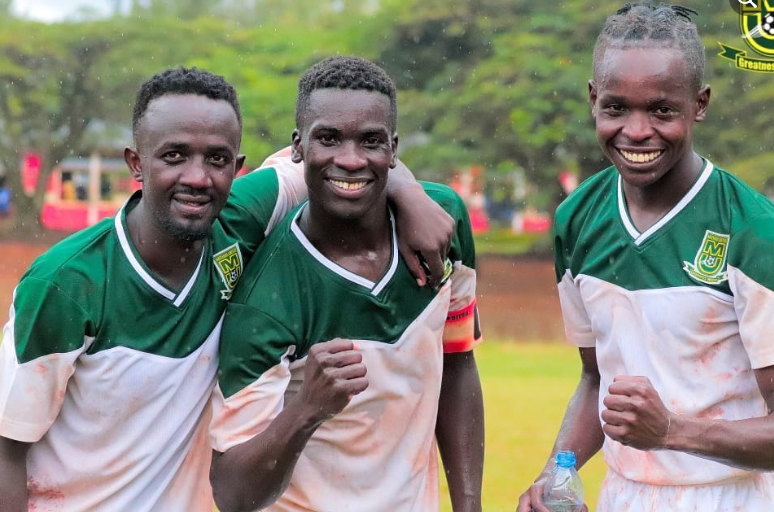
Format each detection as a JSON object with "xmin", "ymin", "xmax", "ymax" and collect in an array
[{"xmin": 298, "ymin": 338, "xmax": 368, "ymax": 423}]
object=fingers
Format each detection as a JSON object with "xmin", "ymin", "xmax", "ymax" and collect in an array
[
  {"xmin": 421, "ymin": 251, "xmax": 445, "ymax": 289},
  {"xmin": 400, "ymin": 244, "xmax": 428, "ymax": 287}
]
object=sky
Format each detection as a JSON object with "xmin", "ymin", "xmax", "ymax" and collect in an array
[{"xmin": 12, "ymin": 0, "xmax": 120, "ymax": 22}]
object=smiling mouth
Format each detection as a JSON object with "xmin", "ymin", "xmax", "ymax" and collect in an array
[
  {"xmin": 619, "ymin": 149, "xmax": 663, "ymax": 164},
  {"xmin": 328, "ymin": 179, "xmax": 368, "ymax": 191}
]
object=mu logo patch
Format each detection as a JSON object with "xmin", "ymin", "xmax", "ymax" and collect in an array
[
  {"xmin": 683, "ymin": 230, "xmax": 730, "ymax": 285},
  {"xmin": 213, "ymin": 243, "xmax": 244, "ymax": 300}
]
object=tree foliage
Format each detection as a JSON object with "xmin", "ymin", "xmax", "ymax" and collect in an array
[{"xmin": 1, "ymin": 1, "xmax": 773, "ymax": 231}]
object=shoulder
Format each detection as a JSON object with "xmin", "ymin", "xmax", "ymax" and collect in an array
[
  {"xmin": 419, "ymin": 181, "xmax": 467, "ymax": 219},
  {"xmin": 555, "ymin": 166, "xmax": 617, "ymax": 230},
  {"xmin": 228, "ymin": 206, "xmax": 304, "ymax": 307},
  {"xmin": 22, "ymin": 218, "xmax": 113, "ymax": 287}
]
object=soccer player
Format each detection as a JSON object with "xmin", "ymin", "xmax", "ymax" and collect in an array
[
  {"xmin": 209, "ymin": 56, "xmax": 484, "ymax": 512},
  {"xmin": 516, "ymin": 4, "xmax": 774, "ymax": 512},
  {"xmin": 0, "ymin": 67, "xmax": 455, "ymax": 512}
]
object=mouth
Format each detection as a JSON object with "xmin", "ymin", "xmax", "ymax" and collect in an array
[
  {"xmin": 618, "ymin": 149, "xmax": 663, "ymax": 164},
  {"xmin": 326, "ymin": 178, "xmax": 370, "ymax": 192},
  {"xmin": 173, "ymin": 194, "xmax": 213, "ymax": 216}
]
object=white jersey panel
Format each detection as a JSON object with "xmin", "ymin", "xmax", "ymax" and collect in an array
[
  {"xmin": 575, "ymin": 273, "xmax": 766, "ymax": 485},
  {"xmin": 23, "ymin": 322, "xmax": 220, "ymax": 512}
]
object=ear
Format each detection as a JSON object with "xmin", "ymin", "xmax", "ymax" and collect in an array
[
  {"xmin": 235, "ymin": 154, "xmax": 246, "ymax": 173},
  {"xmin": 290, "ymin": 129, "xmax": 303, "ymax": 164},
  {"xmin": 389, "ymin": 134, "xmax": 399, "ymax": 169},
  {"xmin": 694, "ymin": 85, "xmax": 711, "ymax": 123},
  {"xmin": 124, "ymin": 147, "xmax": 143, "ymax": 183},
  {"xmin": 588, "ymin": 80, "xmax": 598, "ymax": 117}
]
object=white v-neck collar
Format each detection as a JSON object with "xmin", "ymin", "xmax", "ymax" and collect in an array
[
  {"xmin": 290, "ymin": 206, "xmax": 399, "ymax": 296},
  {"xmin": 114, "ymin": 196, "xmax": 205, "ymax": 307},
  {"xmin": 618, "ymin": 159, "xmax": 714, "ymax": 246}
]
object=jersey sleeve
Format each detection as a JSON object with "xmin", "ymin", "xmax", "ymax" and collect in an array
[
  {"xmin": 209, "ymin": 302, "xmax": 298, "ymax": 453},
  {"xmin": 0, "ymin": 277, "xmax": 92, "ymax": 442},
  {"xmin": 554, "ymin": 203, "xmax": 596, "ymax": 348},
  {"xmin": 728, "ymin": 213, "xmax": 774, "ymax": 369},
  {"xmin": 219, "ymin": 146, "xmax": 307, "ymax": 259},
  {"xmin": 437, "ymin": 186, "xmax": 482, "ymax": 354}
]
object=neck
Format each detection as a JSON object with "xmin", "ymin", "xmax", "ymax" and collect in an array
[
  {"xmin": 299, "ymin": 201, "xmax": 392, "ymax": 282},
  {"xmin": 623, "ymin": 151, "xmax": 703, "ymax": 232},
  {"xmin": 126, "ymin": 201, "xmax": 205, "ymax": 291}
]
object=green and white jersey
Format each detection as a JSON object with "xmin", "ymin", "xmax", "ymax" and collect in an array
[
  {"xmin": 210, "ymin": 183, "xmax": 481, "ymax": 512},
  {"xmin": 555, "ymin": 159, "xmax": 774, "ymax": 487},
  {"xmin": 0, "ymin": 161, "xmax": 306, "ymax": 512}
]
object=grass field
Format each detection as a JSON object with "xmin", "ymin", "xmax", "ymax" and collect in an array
[{"xmin": 439, "ymin": 341, "xmax": 607, "ymax": 512}]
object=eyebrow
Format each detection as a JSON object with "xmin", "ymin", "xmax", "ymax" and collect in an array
[{"xmin": 157, "ymin": 142, "xmax": 234, "ymax": 154}]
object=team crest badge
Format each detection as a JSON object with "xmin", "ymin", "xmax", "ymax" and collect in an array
[
  {"xmin": 213, "ymin": 244, "xmax": 244, "ymax": 300},
  {"xmin": 682, "ymin": 230, "xmax": 730, "ymax": 285},
  {"xmin": 719, "ymin": 1, "xmax": 774, "ymax": 72}
]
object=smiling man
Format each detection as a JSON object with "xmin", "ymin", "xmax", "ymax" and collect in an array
[
  {"xmin": 517, "ymin": 4, "xmax": 774, "ymax": 512},
  {"xmin": 209, "ymin": 56, "xmax": 484, "ymax": 512},
  {"xmin": 0, "ymin": 66, "xmax": 456, "ymax": 512}
]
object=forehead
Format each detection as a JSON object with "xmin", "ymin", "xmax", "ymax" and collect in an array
[
  {"xmin": 303, "ymin": 89, "xmax": 393, "ymax": 132},
  {"xmin": 595, "ymin": 47, "xmax": 693, "ymax": 99},
  {"xmin": 137, "ymin": 94, "xmax": 241, "ymax": 148}
]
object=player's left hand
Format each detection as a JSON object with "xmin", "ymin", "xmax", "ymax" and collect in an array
[
  {"xmin": 393, "ymin": 161, "xmax": 454, "ymax": 288},
  {"xmin": 601, "ymin": 375, "xmax": 673, "ymax": 451}
]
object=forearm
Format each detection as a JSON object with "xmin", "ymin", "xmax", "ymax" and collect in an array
[
  {"xmin": 211, "ymin": 400, "xmax": 323, "ymax": 512},
  {"xmin": 436, "ymin": 351, "xmax": 484, "ymax": 512},
  {"xmin": 540, "ymin": 352, "xmax": 604, "ymax": 478},
  {"xmin": 666, "ymin": 413, "xmax": 774, "ymax": 471},
  {"xmin": 385, "ymin": 159, "xmax": 425, "ymax": 206},
  {"xmin": 0, "ymin": 437, "xmax": 30, "ymax": 512}
]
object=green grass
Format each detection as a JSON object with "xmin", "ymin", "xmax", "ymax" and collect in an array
[
  {"xmin": 438, "ymin": 341, "xmax": 607, "ymax": 512},
  {"xmin": 472, "ymin": 228, "xmax": 545, "ymax": 256}
]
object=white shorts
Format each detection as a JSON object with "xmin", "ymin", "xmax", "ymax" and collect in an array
[{"xmin": 597, "ymin": 469, "xmax": 774, "ymax": 512}]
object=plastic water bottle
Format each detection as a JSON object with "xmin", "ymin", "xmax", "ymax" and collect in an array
[{"xmin": 542, "ymin": 451, "xmax": 584, "ymax": 512}]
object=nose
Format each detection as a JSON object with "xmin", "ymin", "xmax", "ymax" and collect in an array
[
  {"xmin": 332, "ymin": 141, "xmax": 367, "ymax": 172},
  {"xmin": 179, "ymin": 158, "xmax": 211, "ymax": 189},
  {"xmin": 621, "ymin": 111, "xmax": 654, "ymax": 142}
]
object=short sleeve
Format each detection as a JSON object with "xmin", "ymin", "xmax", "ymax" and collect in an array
[
  {"xmin": 728, "ymin": 214, "xmax": 774, "ymax": 369},
  {"xmin": 219, "ymin": 147, "xmax": 307, "ymax": 259},
  {"xmin": 441, "ymin": 188, "xmax": 482, "ymax": 354},
  {"xmin": 0, "ymin": 278, "xmax": 91, "ymax": 442}
]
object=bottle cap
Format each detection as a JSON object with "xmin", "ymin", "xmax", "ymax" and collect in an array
[{"xmin": 555, "ymin": 450, "xmax": 576, "ymax": 468}]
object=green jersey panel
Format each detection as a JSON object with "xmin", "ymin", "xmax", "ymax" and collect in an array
[{"xmin": 219, "ymin": 183, "xmax": 475, "ymax": 398}]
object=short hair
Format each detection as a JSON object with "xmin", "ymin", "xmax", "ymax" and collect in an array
[
  {"xmin": 592, "ymin": 3, "xmax": 705, "ymax": 92},
  {"xmin": 132, "ymin": 67, "xmax": 241, "ymax": 137},
  {"xmin": 295, "ymin": 56, "xmax": 397, "ymax": 132}
]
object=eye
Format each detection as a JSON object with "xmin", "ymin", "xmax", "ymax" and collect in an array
[
  {"xmin": 363, "ymin": 136, "xmax": 384, "ymax": 147},
  {"xmin": 603, "ymin": 104, "xmax": 625, "ymax": 115},
  {"xmin": 162, "ymin": 151, "xmax": 184, "ymax": 163},
  {"xmin": 208, "ymin": 154, "xmax": 231, "ymax": 167},
  {"xmin": 653, "ymin": 106, "xmax": 676, "ymax": 117},
  {"xmin": 319, "ymin": 132, "xmax": 337, "ymax": 145}
]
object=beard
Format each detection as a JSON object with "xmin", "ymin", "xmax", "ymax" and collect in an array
[{"xmin": 151, "ymin": 203, "xmax": 214, "ymax": 242}]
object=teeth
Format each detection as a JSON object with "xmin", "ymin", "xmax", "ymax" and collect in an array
[
  {"xmin": 620, "ymin": 150, "xmax": 662, "ymax": 163},
  {"xmin": 329, "ymin": 179, "xmax": 367, "ymax": 191}
]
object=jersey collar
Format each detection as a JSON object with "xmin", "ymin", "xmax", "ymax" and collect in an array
[
  {"xmin": 618, "ymin": 159, "xmax": 714, "ymax": 246},
  {"xmin": 290, "ymin": 204, "xmax": 399, "ymax": 296},
  {"xmin": 114, "ymin": 192, "xmax": 205, "ymax": 307}
]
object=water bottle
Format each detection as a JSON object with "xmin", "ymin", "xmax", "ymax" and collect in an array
[{"xmin": 542, "ymin": 451, "xmax": 584, "ymax": 512}]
